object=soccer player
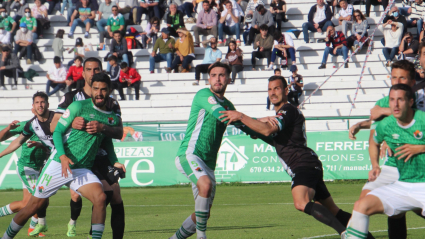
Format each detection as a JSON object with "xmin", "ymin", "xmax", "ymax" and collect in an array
[
  {"xmin": 0, "ymin": 73, "xmax": 125, "ymax": 239},
  {"xmin": 344, "ymin": 84, "xmax": 425, "ymax": 239},
  {"xmin": 219, "ymin": 76, "xmax": 373, "ymax": 238}
]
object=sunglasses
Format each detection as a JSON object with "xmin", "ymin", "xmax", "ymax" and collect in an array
[{"xmin": 354, "ymin": 15, "xmax": 360, "ymax": 17}]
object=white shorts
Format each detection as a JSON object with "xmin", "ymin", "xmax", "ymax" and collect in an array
[
  {"xmin": 16, "ymin": 164, "xmax": 39, "ymax": 194},
  {"xmin": 362, "ymin": 165, "xmax": 399, "ymax": 191},
  {"xmin": 175, "ymin": 154, "xmax": 216, "ymax": 205},
  {"xmin": 33, "ymin": 159, "xmax": 101, "ymax": 199},
  {"xmin": 368, "ymin": 181, "xmax": 425, "ymax": 216}
]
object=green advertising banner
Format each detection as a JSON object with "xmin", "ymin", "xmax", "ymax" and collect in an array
[{"xmin": 0, "ymin": 129, "xmax": 375, "ymax": 189}]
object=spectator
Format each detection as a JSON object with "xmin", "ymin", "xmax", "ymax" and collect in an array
[
  {"xmin": 149, "ymin": 28, "xmax": 175, "ymax": 73},
  {"xmin": 0, "ymin": 23, "xmax": 11, "ymax": 46},
  {"xmin": 399, "ymin": 0, "xmax": 413, "ymax": 17},
  {"xmin": 65, "ymin": 56, "xmax": 84, "ymax": 91},
  {"xmin": 247, "ymin": 5, "xmax": 274, "ymax": 45},
  {"xmin": 98, "ymin": 5, "xmax": 125, "ymax": 50},
  {"xmin": 116, "ymin": 0, "xmax": 138, "ymax": 23},
  {"xmin": 251, "ymin": 24, "xmax": 273, "ymax": 70},
  {"xmin": 302, "ymin": 0, "xmax": 333, "ymax": 43},
  {"xmin": 20, "ymin": 7, "xmax": 37, "ymax": 40},
  {"xmin": 269, "ymin": 31, "xmax": 295, "ymax": 70},
  {"xmin": 167, "ymin": 3, "xmax": 185, "ymax": 38},
  {"xmin": 380, "ymin": 20, "xmax": 403, "ymax": 66},
  {"xmin": 225, "ymin": 39, "xmax": 243, "ymax": 84},
  {"xmin": 107, "ymin": 30, "xmax": 129, "ymax": 72},
  {"xmin": 119, "ymin": 62, "xmax": 141, "ymax": 100},
  {"xmin": 193, "ymin": 37, "xmax": 222, "ymax": 85},
  {"xmin": 270, "ymin": 0, "xmax": 287, "ymax": 32},
  {"xmin": 14, "ymin": 22, "xmax": 33, "ymax": 64},
  {"xmin": 136, "ymin": 0, "xmax": 161, "ymax": 25},
  {"xmin": 46, "ymin": 56, "xmax": 67, "ymax": 96},
  {"xmin": 0, "ymin": 46, "xmax": 19, "ymax": 90},
  {"xmin": 141, "ymin": 17, "xmax": 160, "ymax": 48},
  {"xmin": 67, "ymin": 37, "xmax": 93, "ymax": 67},
  {"xmin": 97, "ymin": 0, "xmax": 116, "ymax": 33},
  {"xmin": 383, "ymin": 6, "xmax": 408, "ymax": 36},
  {"xmin": 287, "ymin": 65, "xmax": 303, "ymax": 106},
  {"xmin": 52, "ymin": 29, "xmax": 68, "ymax": 60},
  {"xmin": 168, "ymin": 28, "xmax": 195, "ymax": 73},
  {"xmin": 266, "ymin": 68, "xmax": 281, "ymax": 110},
  {"xmin": 406, "ymin": 0, "xmax": 425, "ymax": 37},
  {"xmin": 31, "ymin": 0, "xmax": 49, "ymax": 39},
  {"xmin": 0, "ymin": 7, "xmax": 17, "ymax": 37},
  {"xmin": 325, "ymin": 0, "xmax": 337, "ymax": 15},
  {"xmin": 337, "ymin": 0, "xmax": 353, "ymax": 37},
  {"xmin": 365, "ymin": 0, "xmax": 388, "ymax": 17},
  {"xmin": 415, "ymin": 41, "xmax": 425, "ymax": 81},
  {"xmin": 60, "ymin": 0, "xmax": 72, "ymax": 16},
  {"xmin": 218, "ymin": 1, "xmax": 240, "ymax": 46},
  {"xmin": 177, "ymin": 1, "xmax": 196, "ymax": 24},
  {"xmin": 67, "ymin": 0, "xmax": 98, "ymax": 25},
  {"xmin": 346, "ymin": 9, "xmax": 368, "ymax": 51},
  {"xmin": 68, "ymin": 0, "xmax": 96, "ymax": 39},
  {"xmin": 245, "ymin": 0, "xmax": 264, "ymax": 16},
  {"xmin": 193, "ymin": 1, "xmax": 217, "ymax": 46},
  {"xmin": 46, "ymin": 0, "xmax": 61, "ymax": 15},
  {"xmin": 318, "ymin": 25, "xmax": 349, "ymax": 69},
  {"xmin": 107, "ymin": 55, "xmax": 124, "ymax": 99},
  {"xmin": 9, "ymin": 0, "xmax": 29, "ymax": 23},
  {"xmin": 242, "ymin": 14, "xmax": 252, "ymax": 45},
  {"xmin": 399, "ymin": 32, "xmax": 419, "ymax": 61}
]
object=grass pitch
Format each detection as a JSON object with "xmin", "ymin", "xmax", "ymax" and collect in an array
[{"xmin": 0, "ymin": 181, "xmax": 424, "ymax": 239}]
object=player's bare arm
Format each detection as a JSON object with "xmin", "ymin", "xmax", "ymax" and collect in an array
[
  {"xmin": 0, "ymin": 134, "xmax": 30, "ymax": 158},
  {"xmin": 394, "ymin": 144, "xmax": 425, "ymax": 162},
  {"xmin": 349, "ymin": 120, "xmax": 371, "ymax": 140},
  {"xmin": 219, "ymin": 110, "xmax": 279, "ymax": 136},
  {"xmin": 86, "ymin": 119, "xmax": 124, "ymax": 139},
  {"xmin": 370, "ymin": 105, "xmax": 391, "ymax": 121},
  {"xmin": 0, "ymin": 120, "xmax": 20, "ymax": 141},
  {"xmin": 50, "ymin": 113, "xmax": 63, "ymax": 133},
  {"xmin": 368, "ymin": 132, "xmax": 381, "ymax": 182}
]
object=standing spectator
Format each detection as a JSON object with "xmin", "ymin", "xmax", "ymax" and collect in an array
[
  {"xmin": 14, "ymin": 22, "xmax": 33, "ymax": 64},
  {"xmin": 52, "ymin": 29, "xmax": 68, "ymax": 59},
  {"xmin": 406, "ymin": 0, "xmax": 425, "ymax": 37},
  {"xmin": 346, "ymin": 9, "xmax": 368, "ymax": 51},
  {"xmin": 20, "ymin": 7, "xmax": 37, "ymax": 40},
  {"xmin": 245, "ymin": 0, "xmax": 264, "ymax": 16},
  {"xmin": 243, "ymin": 14, "xmax": 252, "ymax": 45},
  {"xmin": 46, "ymin": 0, "xmax": 61, "ymax": 15},
  {"xmin": 337, "ymin": 0, "xmax": 353, "ymax": 37},
  {"xmin": 31, "ymin": 0, "xmax": 48, "ymax": 39},
  {"xmin": 167, "ymin": 3, "xmax": 185, "ymax": 38},
  {"xmin": 107, "ymin": 30, "xmax": 129, "ymax": 72},
  {"xmin": 270, "ymin": 0, "xmax": 287, "ymax": 32},
  {"xmin": 0, "ymin": 46, "xmax": 19, "ymax": 90},
  {"xmin": 67, "ymin": 37, "xmax": 93, "ymax": 67},
  {"xmin": 107, "ymin": 55, "xmax": 124, "ymax": 98},
  {"xmin": 380, "ymin": 20, "xmax": 403, "ymax": 66},
  {"xmin": 365, "ymin": 0, "xmax": 389, "ymax": 17},
  {"xmin": 251, "ymin": 24, "xmax": 273, "ymax": 70},
  {"xmin": 0, "ymin": 7, "xmax": 17, "ymax": 37},
  {"xmin": 97, "ymin": 0, "xmax": 115, "ymax": 33},
  {"xmin": 247, "ymin": 5, "xmax": 274, "ymax": 45},
  {"xmin": 136, "ymin": 0, "xmax": 161, "ymax": 25},
  {"xmin": 318, "ymin": 25, "xmax": 349, "ymax": 69},
  {"xmin": 68, "ymin": 0, "xmax": 96, "ymax": 39},
  {"xmin": 225, "ymin": 39, "xmax": 243, "ymax": 84},
  {"xmin": 141, "ymin": 17, "xmax": 160, "ymax": 48},
  {"xmin": 383, "ymin": 6, "xmax": 408, "ymax": 36},
  {"xmin": 98, "ymin": 5, "xmax": 125, "ymax": 50},
  {"xmin": 269, "ymin": 31, "xmax": 295, "ymax": 69},
  {"xmin": 266, "ymin": 68, "xmax": 281, "ymax": 110},
  {"xmin": 119, "ymin": 62, "xmax": 141, "ymax": 100},
  {"xmin": 65, "ymin": 56, "xmax": 84, "ymax": 91},
  {"xmin": 0, "ymin": 23, "xmax": 11, "ymax": 46},
  {"xmin": 218, "ymin": 1, "xmax": 241, "ymax": 46},
  {"xmin": 168, "ymin": 28, "xmax": 195, "ymax": 73},
  {"xmin": 399, "ymin": 32, "xmax": 419, "ymax": 61},
  {"xmin": 193, "ymin": 37, "xmax": 222, "ymax": 85},
  {"xmin": 46, "ymin": 56, "xmax": 67, "ymax": 96},
  {"xmin": 149, "ymin": 28, "xmax": 175, "ymax": 73},
  {"xmin": 193, "ymin": 1, "xmax": 217, "ymax": 46},
  {"xmin": 287, "ymin": 65, "xmax": 303, "ymax": 106},
  {"xmin": 302, "ymin": 0, "xmax": 333, "ymax": 43}
]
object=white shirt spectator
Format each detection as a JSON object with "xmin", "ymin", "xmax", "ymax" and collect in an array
[
  {"xmin": 0, "ymin": 31, "xmax": 10, "ymax": 45},
  {"xmin": 410, "ymin": 1, "xmax": 425, "ymax": 19},
  {"xmin": 313, "ymin": 4, "xmax": 327, "ymax": 24},
  {"xmin": 47, "ymin": 64, "xmax": 67, "ymax": 82},
  {"xmin": 339, "ymin": 4, "xmax": 353, "ymax": 18},
  {"xmin": 221, "ymin": 8, "xmax": 240, "ymax": 27},
  {"xmin": 378, "ymin": 22, "xmax": 404, "ymax": 48},
  {"xmin": 273, "ymin": 32, "xmax": 294, "ymax": 47}
]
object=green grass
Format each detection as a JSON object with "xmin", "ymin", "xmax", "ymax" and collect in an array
[{"xmin": 0, "ymin": 181, "xmax": 424, "ymax": 238}]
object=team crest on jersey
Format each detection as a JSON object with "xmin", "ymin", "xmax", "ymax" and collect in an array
[
  {"xmin": 208, "ymin": 96, "xmax": 217, "ymax": 104},
  {"xmin": 392, "ymin": 134, "xmax": 400, "ymax": 140},
  {"xmin": 108, "ymin": 117, "xmax": 115, "ymax": 125},
  {"xmin": 414, "ymin": 130, "xmax": 423, "ymax": 139},
  {"xmin": 278, "ymin": 110, "xmax": 286, "ymax": 115},
  {"xmin": 63, "ymin": 109, "xmax": 70, "ymax": 118},
  {"xmin": 195, "ymin": 167, "xmax": 203, "ymax": 172},
  {"xmin": 32, "ymin": 185, "xmax": 35, "ymax": 190},
  {"xmin": 38, "ymin": 186, "xmax": 44, "ymax": 193}
]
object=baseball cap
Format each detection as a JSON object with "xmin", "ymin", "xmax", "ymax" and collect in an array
[
  {"xmin": 76, "ymin": 37, "xmax": 83, "ymax": 45},
  {"xmin": 289, "ymin": 65, "xmax": 298, "ymax": 72},
  {"xmin": 161, "ymin": 28, "xmax": 169, "ymax": 34},
  {"xmin": 19, "ymin": 22, "xmax": 27, "ymax": 28}
]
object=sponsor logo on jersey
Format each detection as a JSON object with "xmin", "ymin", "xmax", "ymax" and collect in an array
[
  {"xmin": 38, "ymin": 186, "xmax": 44, "ymax": 193},
  {"xmin": 90, "ymin": 114, "xmax": 95, "ymax": 118},
  {"xmin": 108, "ymin": 117, "xmax": 115, "ymax": 125},
  {"xmin": 414, "ymin": 130, "xmax": 423, "ymax": 139},
  {"xmin": 35, "ymin": 126, "xmax": 39, "ymax": 130},
  {"xmin": 392, "ymin": 134, "xmax": 400, "ymax": 140},
  {"xmin": 208, "ymin": 96, "xmax": 217, "ymax": 104},
  {"xmin": 63, "ymin": 109, "xmax": 70, "ymax": 118}
]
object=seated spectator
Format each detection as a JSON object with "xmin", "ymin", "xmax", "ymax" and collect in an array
[
  {"xmin": 67, "ymin": 0, "xmax": 99, "ymax": 25},
  {"xmin": 107, "ymin": 55, "xmax": 123, "ymax": 99},
  {"xmin": 302, "ymin": 0, "xmax": 333, "ymax": 44},
  {"xmin": 251, "ymin": 24, "xmax": 273, "ymax": 70},
  {"xmin": 141, "ymin": 17, "xmax": 160, "ymax": 48},
  {"xmin": 225, "ymin": 40, "xmax": 243, "ymax": 84},
  {"xmin": 177, "ymin": 1, "xmax": 196, "ymax": 24},
  {"xmin": 218, "ymin": 1, "xmax": 240, "ymax": 46},
  {"xmin": 46, "ymin": 0, "xmax": 61, "ymax": 15},
  {"xmin": 365, "ymin": 0, "xmax": 389, "ymax": 17},
  {"xmin": 107, "ymin": 31, "xmax": 129, "ymax": 72},
  {"xmin": 406, "ymin": 0, "xmax": 425, "ymax": 37},
  {"xmin": 98, "ymin": 5, "xmax": 125, "ymax": 50},
  {"xmin": 20, "ymin": 7, "xmax": 37, "ymax": 40},
  {"xmin": 318, "ymin": 25, "xmax": 349, "ymax": 69},
  {"xmin": 0, "ymin": 23, "xmax": 11, "ymax": 46},
  {"xmin": 0, "ymin": 46, "xmax": 19, "ymax": 90},
  {"xmin": 0, "ymin": 7, "xmax": 17, "ymax": 38},
  {"xmin": 149, "ymin": 28, "xmax": 175, "ymax": 73},
  {"xmin": 168, "ymin": 28, "xmax": 195, "ymax": 73},
  {"xmin": 68, "ymin": 0, "xmax": 96, "ymax": 39},
  {"xmin": 194, "ymin": 37, "xmax": 222, "ymax": 85},
  {"xmin": 245, "ymin": 0, "xmax": 264, "ymax": 16},
  {"xmin": 270, "ymin": 0, "xmax": 287, "ymax": 32},
  {"xmin": 53, "ymin": 29, "xmax": 68, "ymax": 60},
  {"xmin": 325, "ymin": 0, "xmax": 337, "ymax": 14},
  {"xmin": 242, "ymin": 14, "xmax": 252, "ymax": 45},
  {"xmin": 287, "ymin": 65, "xmax": 303, "ymax": 106},
  {"xmin": 337, "ymin": 0, "xmax": 353, "ymax": 37},
  {"xmin": 346, "ymin": 9, "xmax": 368, "ymax": 51},
  {"xmin": 193, "ymin": 1, "xmax": 217, "ymax": 46},
  {"xmin": 247, "ymin": 5, "xmax": 274, "ymax": 45},
  {"xmin": 136, "ymin": 0, "xmax": 161, "ymax": 25},
  {"xmin": 67, "ymin": 37, "xmax": 93, "ymax": 67},
  {"xmin": 65, "ymin": 56, "xmax": 84, "ymax": 91},
  {"xmin": 9, "ymin": 0, "xmax": 29, "ymax": 23},
  {"xmin": 119, "ymin": 62, "xmax": 141, "ymax": 100},
  {"xmin": 60, "ymin": 0, "xmax": 72, "ymax": 16},
  {"xmin": 46, "ymin": 56, "xmax": 67, "ymax": 96},
  {"xmin": 116, "ymin": 0, "xmax": 137, "ymax": 24},
  {"xmin": 97, "ymin": 0, "xmax": 115, "ymax": 33},
  {"xmin": 14, "ymin": 22, "xmax": 33, "ymax": 64},
  {"xmin": 167, "ymin": 3, "xmax": 185, "ymax": 38},
  {"xmin": 380, "ymin": 20, "xmax": 403, "ymax": 66},
  {"xmin": 31, "ymin": 0, "xmax": 49, "ymax": 39},
  {"xmin": 269, "ymin": 31, "xmax": 295, "ymax": 70},
  {"xmin": 383, "ymin": 6, "xmax": 408, "ymax": 36},
  {"xmin": 399, "ymin": 32, "xmax": 419, "ymax": 61}
]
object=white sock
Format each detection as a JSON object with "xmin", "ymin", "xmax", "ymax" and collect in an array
[
  {"xmin": 91, "ymin": 224, "xmax": 105, "ymax": 239},
  {"xmin": 346, "ymin": 211, "xmax": 369, "ymax": 239},
  {"xmin": 171, "ymin": 215, "xmax": 196, "ymax": 239},
  {"xmin": 38, "ymin": 217, "xmax": 46, "ymax": 226},
  {"xmin": 0, "ymin": 204, "xmax": 13, "ymax": 217},
  {"xmin": 69, "ymin": 219, "xmax": 76, "ymax": 226},
  {"xmin": 3, "ymin": 219, "xmax": 23, "ymax": 239},
  {"xmin": 194, "ymin": 196, "xmax": 209, "ymax": 239},
  {"xmin": 29, "ymin": 217, "xmax": 38, "ymax": 229}
]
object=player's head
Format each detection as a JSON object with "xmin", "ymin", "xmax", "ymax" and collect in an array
[
  {"xmin": 32, "ymin": 91, "xmax": 49, "ymax": 116},
  {"xmin": 268, "ymin": 75, "xmax": 288, "ymax": 105},
  {"xmin": 391, "ymin": 60, "xmax": 416, "ymax": 87},
  {"xmin": 389, "ymin": 84, "xmax": 414, "ymax": 120},
  {"xmin": 91, "ymin": 72, "xmax": 111, "ymax": 108},
  {"xmin": 207, "ymin": 62, "xmax": 232, "ymax": 95},
  {"xmin": 83, "ymin": 57, "xmax": 102, "ymax": 86}
]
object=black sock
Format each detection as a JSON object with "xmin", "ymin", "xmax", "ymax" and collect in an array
[
  {"xmin": 336, "ymin": 209, "xmax": 375, "ymax": 239},
  {"xmin": 111, "ymin": 202, "xmax": 125, "ymax": 239},
  {"xmin": 304, "ymin": 202, "xmax": 345, "ymax": 234},
  {"xmin": 388, "ymin": 215, "xmax": 407, "ymax": 239},
  {"xmin": 89, "ymin": 191, "xmax": 114, "ymax": 235},
  {"xmin": 70, "ymin": 198, "xmax": 82, "ymax": 221}
]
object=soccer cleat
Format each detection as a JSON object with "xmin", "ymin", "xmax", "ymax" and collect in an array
[
  {"xmin": 29, "ymin": 224, "xmax": 48, "ymax": 237},
  {"xmin": 67, "ymin": 223, "xmax": 76, "ymax": 237},
  {"xmin": 28, "ymin": 228, "xmax": 45, "ymax": 237},
  {"xmin": 86, "ymin": 235, "xmax": 92, "ymax": 239}
]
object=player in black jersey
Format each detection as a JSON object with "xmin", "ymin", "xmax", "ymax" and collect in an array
[
  {"xmin": 220, "ymin": 76, "xmax": 374, "ymax": 238},
  {"xmin": 50, "ymin": 59, "xmax": 125, "ymax": 239}
]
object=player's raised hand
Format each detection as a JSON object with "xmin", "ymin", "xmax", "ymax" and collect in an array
[
  {"xmin": 379, "ymin": 141, "xmax": 392, "ymax": 158},
  {"xmin": 394, "ymin": 144, "xmax": 425, "ymax": 162},
  {"xmin": 348, "ymin": 123, "xmax": 360, "ymax": 140},
  {"xmin": 258, "ymin": 116, "xmax": 279, "ymax": 126},
  {"xmin": 368, "ymin": 166, "xmax": 381, "ymax": 182},
  {"xmin": 8, "ymin": 120, "xmax": 20, "ymax": 130},
  {"xmin": 71, "ymin": 117, "xmax": 86, "ymax": 130},
  {"xmin": 219, "ymin": 110, "xmax": 243, "ymax": 125},
  {"xmin": 59, "ymin": 155, "xmax": 74, "ymax": 178},
  {"xmin": 114, "ymin": 162, "xmax": 126, "ymax": 173},
  {"xmin": 86, "ymin": 121, "xmax": 103, "ymax": 134}
]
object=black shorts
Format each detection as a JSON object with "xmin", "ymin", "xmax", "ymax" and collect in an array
[
  {"xmin": 91, "ymin": 154, "xmax": 118, "ymax": 186},
  {"xmin": 291, "ymin": 167, "xmax": 331, "ymax": 201}
]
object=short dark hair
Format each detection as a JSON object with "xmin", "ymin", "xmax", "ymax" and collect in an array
[
  {"xmin": 390, "ymin": 84, "xmax": 414, "ymax": 101},
  {"xmin": 83, "ymin": 57, "xmax": 103, "ymax": 71},
  {"xmin": 112, "ymin": 5, "xmax": 118, "ymax": 9},
  {"xmin": 108, "ymin": 55, "xmax": 118, "ymax": 62},
  {"xmin": 202, "ymin": 0, "xmax": 209, "ymax": 4},
  {"xmin": 339, "ymin": 0, "xmax": 347, "ymax": 2},
  {"xmin": 268, "ymin": 75, "xmax": 287, "ymax": 89},
  {"xmin": 260, "ymin": 24, "xmax": 268, "ymax": 31},
  {"xmin": 113, "ymin": 30, "xmax": 122, "ymax": 36},
  {"xmin": 419, "ymin": 41, "xmax": 425, "ymax": 56},
  {"xmin": 120, "ymin": 62, "xmax": 128, "ymax": 69},
  {"xmin": 91, "ymin": 72, "xmax": 111, "ymax": 89},
  {"xmin": 56, "ymin": 29, "xmax": 65, "ymax": 38},
  {"xmin": 74, "ymin": 56, "xmax": 83, "ymax": 63},
  {"xmin": 207, "ymin": 61, "xmax": 232, "ymax": 77},
  {"xmin": 256, "ymin": 4, "xmax": 264, "ymax": 12},
  {"xmin": 404, "ymin": 32, "xmax": 413, "ymax": 38},
  {"xmin": 53, "ymin": 56, "xmax": 61, "ymax": 64},
  {"xmin": 24, "ymin": 7, "xmax": 30, "ymax": 12},
  {"xmin": 391, "ymin": 60, "xmax": 415, "ymax": 81},
  {"xmin": 273, "ymin": 31, "xmax": 282, "ymax": 41},
  {"xmin": 32, "ymin": 91, "xmax": 48, "ymax": 103},
  {"xmin": 274, "ymin": 69, "xmax": 281, "ymax": 74}
]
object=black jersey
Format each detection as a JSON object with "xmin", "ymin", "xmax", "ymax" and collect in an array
[
  {"xmin": 273, "ymin": 104, "xmax": 322, "ymax": 177},
  {"xmin": 22, "ymin": 111, "xmax": 55, "ymax": 149}
]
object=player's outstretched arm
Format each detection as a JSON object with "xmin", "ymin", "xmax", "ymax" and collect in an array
[
  {"xmin": 349, "ymin": 120, "xmax": 371, "ymax": 140},
  {"xmin": 0, "ymin": 120, "xmax": 20, "ymax": 141},
  {"xmin": 0, "ymin": 134, "xmax": 30, "ymax": 158},
  {"xmin": 86, "ymin": 118, "xmax": 123, "ymax": 139},
  {"xmin": 219, "ymin": 110, "xmax": 280, "ymax": 137},
  {"xmin": 50, "ymin": 113, "xmax": 63, "ymax": 133}
]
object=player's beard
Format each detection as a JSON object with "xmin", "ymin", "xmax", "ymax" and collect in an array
[
  {"xmin": 35, "ymin": 107, "xmax": 47, "ymax": 116},
  {"xmin": 211, "ymin": 83, "xmax": 227, "ymax": 95},
  {"xmin": 92, "ymin": 95, "xmax": 107, "ymax": 108}
]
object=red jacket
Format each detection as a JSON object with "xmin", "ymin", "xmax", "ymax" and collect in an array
[
  {"xmin": 66, "ymin": 66, "xmax": 84, "ymax": 82},
  {"xmin": 119, "ymin": 67, "xmax": 141, "ymax": 84}
]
